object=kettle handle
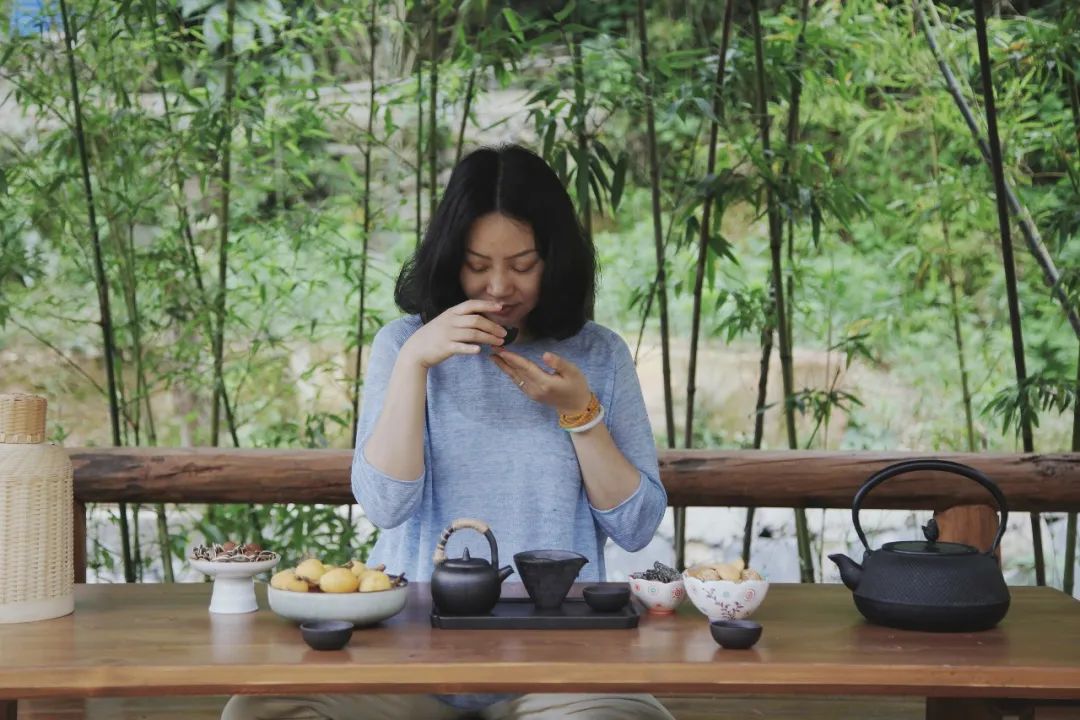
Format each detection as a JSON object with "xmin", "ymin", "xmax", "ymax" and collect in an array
[
  {"xmin": 432, "ymin": 518, "xmax": 499, "ymax": 567},
  {"xmin": 852, "ymin": 459, "xmax": 1008, "ymax": 556}
]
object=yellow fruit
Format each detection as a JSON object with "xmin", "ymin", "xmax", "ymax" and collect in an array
[
  {"xmin": 270, "ymin": 569, "xmax": 296, "ymax": 590},
  {"xmin": 295, "ymin": 558, "xmax": 326, "ymax": 585},
  {"xmin": 359, "ymin": 570, "xmax": 392, "ymax": 592},
  {"xmin": 348, "ymin": 559, "xmax": 368, "ymax": 577},
  {"xmin": 715, "ymin": 563, "xmax": 741, "ymax": 581},
  {"xmin": 285, "ymin": 576, "xmax": 310, "ymax": 592},
  {"xmin": 271, "ymin": 569, "xmax": 309, "ymax": 592},
  {"xmin": 320, "ymin": 567, "xmax": 361, "ymax": 593}
]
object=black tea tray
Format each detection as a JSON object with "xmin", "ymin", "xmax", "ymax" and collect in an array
[{"xmin": 431, "ymin": 597, "xmax": 639, "ymax": 630}]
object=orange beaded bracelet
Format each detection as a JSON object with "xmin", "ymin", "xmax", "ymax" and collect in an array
[{"xmin": 558, "ymin": 393, "xmax": 600, "ymax": 430}]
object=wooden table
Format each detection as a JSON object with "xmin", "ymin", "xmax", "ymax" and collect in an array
[{"xmin": 1, "ymin": 583, "xmax": 1078, "ymax": 720}]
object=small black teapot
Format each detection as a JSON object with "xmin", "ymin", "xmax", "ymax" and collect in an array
[
  {"xmin": 829, "ymin": 459, "xmax": 1010, "ymax": 632},
  {"xmin": 431, "ymin": 518, "xmax": 514, "ymax": 616}
]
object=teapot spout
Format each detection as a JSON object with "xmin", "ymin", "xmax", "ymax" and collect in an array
[
  {"xmin": 828, "ymin": 553, "xmax": 862, "ymax": 591},
  {"xmin": 497, "ymin": 565, "xmax": 515, "ymax": 583}
]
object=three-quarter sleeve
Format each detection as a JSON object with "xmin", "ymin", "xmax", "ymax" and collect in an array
[
  {"xmin": 588, "ymin": 339, "xmax": 668, "ymax": 551},
  {"xmin": 350, "ymin": 322, "xmax": 428, "ymax": 528}
]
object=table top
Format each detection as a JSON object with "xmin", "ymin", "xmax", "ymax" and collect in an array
[{"xmin": 2, "ymin": 582, "xmax": 1079, "ymax": 700}]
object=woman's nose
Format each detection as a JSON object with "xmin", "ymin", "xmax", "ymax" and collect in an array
[{"xmin": 487, "ymin": 269, "xmax": 513, "ymax": 297}]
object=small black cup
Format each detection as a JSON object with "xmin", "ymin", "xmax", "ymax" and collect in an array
[
  {"xmin": 709, "ymin": 619, "xmax": 762, "ymax": 650},
  {"xmin": 582, "ymin": 584, "xmax": 630, "ymax": 612},
  {"xmin": 300, "ymin": 620, "xmax": 354, "ymax": 651}
]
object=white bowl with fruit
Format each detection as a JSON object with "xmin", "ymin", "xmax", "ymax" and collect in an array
[
  {"xmin": 268, "ymin": 558, "xmax": 408, "ymax": 627},
  {"xmin": 683, "ymin": 559, "xmax": 769, "ymax": 621}
]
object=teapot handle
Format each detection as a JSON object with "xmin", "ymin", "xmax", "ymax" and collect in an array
[
  {"xmin": 852, "ymin": 459, "xmax": 1008, "ymax": 556},
  {"xmin": 432, "ymin": 518, "xmax": 499, "ymax": 567}
]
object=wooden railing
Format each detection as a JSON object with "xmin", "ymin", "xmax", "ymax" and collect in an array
[{"xmin": 69, "ymin": 448, "xmax": 1080, "ymax": 582}]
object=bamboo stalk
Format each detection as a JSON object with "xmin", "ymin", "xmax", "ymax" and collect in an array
[
  {"xmin": 132, "ymin": 502, "xmax": 143, "ymax": 582},
  {"xmin": 744, "ymin": 320, "xmax": 774, "ymax": 566},
  {"xmin": 58, "ymin": 0, "xmax": 134, "ymax": 583},
  {"xmin": 455, "ymin": 6, "xmax": 486, "ymax": 165},
  {"xmin": 930, "ymin": 125, "xmax": 976, "ymax": 452},
  {"xmin": 686, "ymin": 0, "xmax": 734, "ymax": 569},
  {"xmin": 122, "ymin": 204, "xmax": 172, "ymax": 581},
  {"xmin": 456, "ymin": 59, "xmax": 479, "ymax": 163},
  {"xmin": 781, "ymin": 0, "xmax": 810, "ymax": 411},
  {"xmin": 750, "ymin": 0, "xmax": 813, "ymax": 583},
  {"xmin": 635, "ymin": 0, "xmax": 680, "ymax": 566},
  {"xmin": 570, "ymin": 14, "xmax": 591, "ymax": 239},
  {"xmin": 415, "ymin": 2, "xmax": 423, "ymax": 249},
  {"xmin": 685, "ymin": 0, "xmax": 734, "ymax": 451},
  {"xmin": 352, "ymin": 0, "xmax": 379, "ymax": 445},
  {"xmin": 633, "ymin": 0, "xmax": 675, "ymax": 446},
  {"xmin": 971, "ymin": 0, "xmax": 1043, "ymax": 585},
  {"xmin": 211, "ymin": 0, "xmax": 238, "ymax": 450},
  {"xmin": 428, "ymin": 0, "xmax": 438, "ymax": 223},
  {"xmin": 914, "ymin": 0, "xmax": 1080, "ymax": 340},
  {"xmin": 1067, "ymin": 344, "xmax": 1079, "ymax": 595},
  {"xmin": 633, "ymin": 119, "xmax": 705, "ymax": 364},
  {"xmin": 142, "ymin": 0, "xmax": 240, "ymax": 448},
  {"xmin": 1063, "ymin": 70, "xmax": 1080, "ymax": 596}
]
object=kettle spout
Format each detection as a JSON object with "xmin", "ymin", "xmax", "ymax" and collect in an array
[
  {"xmin": 497, "ymin": 565, "xmax": 515, "ymax": 583},
  {"xmin": 828, "ymin": 553, "xmax": 862, "ymax": 591}
]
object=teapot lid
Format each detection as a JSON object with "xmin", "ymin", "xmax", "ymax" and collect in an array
[
  {"xmin": 440, "ymin": 547, "xmax": 492, "ymax": 570},
  {"xmin": 882, "ymin": 540, "xmax": 977, "ymax": 555}
]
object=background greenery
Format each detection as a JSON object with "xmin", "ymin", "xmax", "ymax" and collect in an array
[{"xmin": 0, "ymin": 0, "xmax": 1076, "ymax": 584}]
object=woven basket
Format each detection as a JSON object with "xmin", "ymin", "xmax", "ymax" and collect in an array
[{"xmin": 0, "ymin": 393, "xmax": 74, "ymax": 623}]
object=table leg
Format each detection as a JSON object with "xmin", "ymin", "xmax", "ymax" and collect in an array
[
  {"xmin": 1, "ymin": 699, "xmax": 16, "ymax": 720},
  {"xmin": 925, "ymin": 698, "xmax": 1002, "ymax": 720}
]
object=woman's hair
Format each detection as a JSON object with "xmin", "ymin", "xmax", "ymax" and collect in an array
[{"xmin": 394, "ymin": 144, "xmax": 596, "ymax": 340}]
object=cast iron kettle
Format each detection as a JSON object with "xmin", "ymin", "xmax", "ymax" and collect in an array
[
  {"xmin": 828, "ymin": 459, "xmax": 1010, "ymax": 632},
  {"xmin": 430, "ymin": 518, "xmax": 514, "ymax": 616}
]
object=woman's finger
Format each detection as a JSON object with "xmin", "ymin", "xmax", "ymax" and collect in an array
[
  {"xmin": 542, "ymin": 351, "xmax": 578, "ymax": 376},
  {"xmin": 455, "ymin": 313, "xmax": 507, "ymax": 338},
  {"xmin": 450, "ymin": 342, "xmax": 481, "ymax": 355},
  {"xmin": 490, "ymin": 355, "xmax": 526, "ymax": 389},
  {"xmin": 453, "ymin": 328, "xmax": 504, "ymax": 346},
  {"xmin": 455, "ymin": 299, "xmax": 504, "ymax": 316},
  {"xmin": 494, "ymin": 349, "xmax": 549, "ymax": 384}
]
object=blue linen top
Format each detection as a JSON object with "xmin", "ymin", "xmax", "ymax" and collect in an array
[{"xmin": 351, "ymin": 314, "xmax": 666, "ymax": 708}]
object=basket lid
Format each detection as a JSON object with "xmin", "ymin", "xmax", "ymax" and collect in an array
[{"xmin": 0, "ymin": 393, "xmax": 47, "ymax": 444}]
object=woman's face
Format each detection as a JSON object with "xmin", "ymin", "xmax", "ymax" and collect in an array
[{"xmin": 460, "ymin": 212, "xmax": 545, "ymax": 330}]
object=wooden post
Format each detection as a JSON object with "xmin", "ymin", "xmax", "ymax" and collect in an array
[
  {"xmin": 74, "ymin": 500, "xmax": 87, "ymax": 583},
  {"xmin": 934, "ymin": 504, "xmax": 1000, "ymax": 557}
]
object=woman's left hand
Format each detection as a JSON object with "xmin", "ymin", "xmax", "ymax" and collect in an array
[{"xmin": 490, "ymin": 349, "xmax": 592, "ymax": 415}]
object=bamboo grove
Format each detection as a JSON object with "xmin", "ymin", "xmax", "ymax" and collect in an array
[{"xmin": 0, "ymin": 0, "xmax": 1077, "ymax": 588}]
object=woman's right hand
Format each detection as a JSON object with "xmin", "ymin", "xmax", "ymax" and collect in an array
[{"xmin": 400, "ymin": 300, "xmax": 508, "ymax": 369}]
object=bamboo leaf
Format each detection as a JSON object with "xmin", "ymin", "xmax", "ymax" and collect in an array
[{"xmin": 501, "ymin": 8, "xmax": 524, "ymax": 42}]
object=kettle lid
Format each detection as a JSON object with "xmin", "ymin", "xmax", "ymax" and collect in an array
[
  {"xmin": 883, "ymin": 540, "xmax": 977, "ymax": 555},
  {"xmin": 440, "ymin": 547, "xmax": 492, "ymax": 570}
]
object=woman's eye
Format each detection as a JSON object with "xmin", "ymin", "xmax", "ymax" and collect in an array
[
  {"xmin": 467, "ymin": 265, "xmax": 488, "ymax": 273},
  {"xmin": 513, "ymin": 264, "xmax": 538, "ymax": 273}
]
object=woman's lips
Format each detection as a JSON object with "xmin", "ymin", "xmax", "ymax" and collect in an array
[{"xmin": 490, "ymin": 304, "xmax": 518, "ymax": 318}]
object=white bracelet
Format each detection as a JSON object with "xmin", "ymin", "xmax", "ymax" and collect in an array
[{"xmin": 565, "ymin": 405, "xmax": 605, "ymax": 434}]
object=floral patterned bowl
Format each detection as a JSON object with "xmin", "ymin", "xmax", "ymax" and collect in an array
[
  {"xmin": 683, "ymin": 572, "xmax": 769, "ymax": 621},
  {"xmin": 628, "ymin": 576, "xmax": 685, "ymax": 614}
]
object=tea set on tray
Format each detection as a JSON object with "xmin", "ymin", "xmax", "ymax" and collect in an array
[{"xmin": 189, "ymin": 459, "xmax": 1015, "ymax": 651}]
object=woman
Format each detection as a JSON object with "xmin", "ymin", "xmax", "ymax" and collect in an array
[{"xmin": 223, "ymin": 145, "xmax": 672, "ymax": 720}]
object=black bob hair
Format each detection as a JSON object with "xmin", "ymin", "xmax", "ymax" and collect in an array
[{"xmin": 393, "ymin": 144, "xmax": 596, "ymax": 340}]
